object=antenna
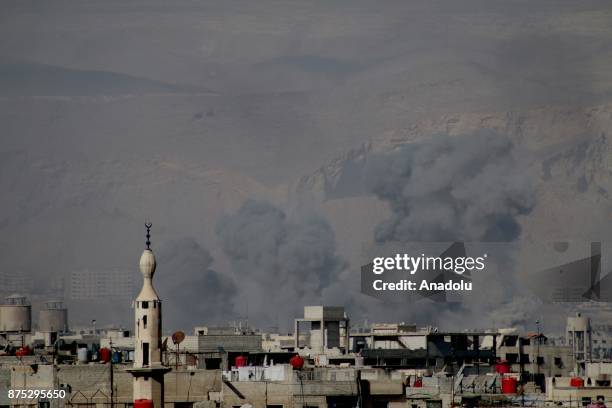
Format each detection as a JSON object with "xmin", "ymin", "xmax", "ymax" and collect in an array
[{"xmin": 145, "ymin": 222, "xmax": 152, "ymax": 249}]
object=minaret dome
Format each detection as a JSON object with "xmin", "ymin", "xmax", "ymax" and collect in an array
[
  {"xmin": 139, "ymin": 250, "xmax": 156, "ymax": 278},
  {"xmin": 139, "ymin": 221, "xmax": 156, "ymax": 278}
]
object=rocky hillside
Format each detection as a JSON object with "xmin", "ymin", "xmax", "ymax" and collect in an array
[{"xmin": 296, "ymin": 104, "xmax": 612, "ymax": 243}]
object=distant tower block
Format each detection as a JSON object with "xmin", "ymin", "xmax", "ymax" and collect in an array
[
  {"xmin": 127, "ymin": 223, "xmax": 170, "ymax": 408},
  {"xmin": 39, "ymin": 300, "xmax": 68, "ymax": 347},
  {"xmin": 567, "ymin": 312, "xmax": 592, "ymax": 375}
]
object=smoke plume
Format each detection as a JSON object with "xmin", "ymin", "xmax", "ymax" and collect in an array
[
  {"xmin": 156, "ymin": 237, "xmax": 236, "ymax": 331},
  {"xmin": 216, "ymin": 200, "xmax": 345, "ymax": 329},
  {"xmin": 365, "ymin": 130, "xmax": 536, "ymax": 243},
  {"xmin": 362, "ymin": 131, "xmax": 541, "ymax": 329}
]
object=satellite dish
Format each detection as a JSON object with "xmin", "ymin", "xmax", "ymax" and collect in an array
[{"xmin": 172, "ymin": 331, "xmax": 185, "ymax": 345}]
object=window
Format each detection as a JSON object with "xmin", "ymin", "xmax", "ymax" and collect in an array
[
  {"xmin": 537, "ymin": 356, "xmax": 544, "ymax": 365},
  {"xmin": 142, "ymin": 301, "xmax": 149, "ymax": 309},
  {"xmin": 503, "ymin": 336, "xmax": 518, "ymax": 347},
  {"xmin": 143, "ymin": 315, "xmax": 147, "ymax": 329},
  {"xmin": 143, "ymin": 342, "xmax": 149, "ymax": 366}
]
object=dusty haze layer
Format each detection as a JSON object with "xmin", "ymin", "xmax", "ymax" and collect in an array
[{"xmin": 1, "ymin": 0, "xmax": 612, "ymax": 332}]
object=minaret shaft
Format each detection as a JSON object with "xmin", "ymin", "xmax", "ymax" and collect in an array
[{"xmin": 127, "ymin": 226, "xmax": 170, "ymax": 408}]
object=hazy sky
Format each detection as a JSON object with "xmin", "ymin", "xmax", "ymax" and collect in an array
[{"xmin": 2, "ymin": 0, "xmax": 612, "ymax": 332}]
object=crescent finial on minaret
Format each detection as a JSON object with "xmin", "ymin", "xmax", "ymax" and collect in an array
[{"xmin": 145, "ymin": 222, "xmax": 152, "ymax": 249}]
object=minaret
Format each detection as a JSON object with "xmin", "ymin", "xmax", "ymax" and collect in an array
[{"xmin": 127, "ymin": 223, "xmax": 170, "ymax": 408}]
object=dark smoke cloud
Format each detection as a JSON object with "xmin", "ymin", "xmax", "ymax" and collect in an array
[
  {"xmin": 155, "ymin": 237, "xmax": 236, "ymax": 331},
  {"xmin": 216, "ymin": 200, "xmax": 345, "ymax": 328},
  {"xmin": 364, "ymin": 130, "xmax": 536, "ymax": 243}
]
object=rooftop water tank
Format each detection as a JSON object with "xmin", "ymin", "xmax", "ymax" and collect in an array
[
  {"xmin": 77, "ymin": 347, "xmax": 89, "ymax": 363},
  {"xmin": 15, "ymin": 345, "xmax": 31, "ymax": 357},
  {"xmin": 496, "ymin": 361, "xmax": 511, "ymax": 374},
  {"xmin": 235, "ymin": 355, "xmax": 248, "ymax": 367},
  {"xmin": 38, "ymin": 300, "xmax": 68, "ymax": 333},
  {"xmin": 112, "ymin": 351, "xmax": 122, "ymax": 363},
  {"xmin": 134, "ymin": 400, "xmax": 154, "ymax": 408},
  {"xmin": 99, "ymin": 348, "xmax": 112, "ymax": 363},
  {"xmin": 570, "ymin": 377, "xmax": 585, "ymax": 387},
  {"xmin": 502, "ymin": 377, "xmax": 518, "ymax": 394},
  {"xmin": 0, "ymin": 295, "xmax": 31, "ymax": 333},
  {"xmin": 290, "ymin": 355, "xmax": 305, "ymax": 369}
]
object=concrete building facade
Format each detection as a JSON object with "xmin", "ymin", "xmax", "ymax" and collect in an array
[
  {"xmin": 294, "ymin": 306, "xmax": 349, "ymax": 354},
  {"xmin": 567, "ymin": 313, "xmax": 592, "ymax": 375}
]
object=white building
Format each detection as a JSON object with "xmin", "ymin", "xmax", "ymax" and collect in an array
[
  {"xmin": 294, "ymin": 306, "xmax": 350, "ymax": 354},
  {"xmin": 567, "ymin": 313, "xmax": 593, "ymax": 375}
]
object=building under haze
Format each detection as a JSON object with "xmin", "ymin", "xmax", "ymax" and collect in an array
[
  {"xmin": 70, "ymin": 268, "xmax": 134, "ymax": 301},
  {"xmin": 567, "ymin": 313, "xmax": 592, "ymax": 375}
]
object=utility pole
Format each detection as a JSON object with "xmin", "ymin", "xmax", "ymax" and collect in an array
[
  {"xmin": 450, "ymin": 345, "xmax": 455, "ymax": 408},
  {"xmin": 356, "ymin": 369, "xmax": 362, "ymax": 408},
  {"xmin": 536, "ymin": 320, "xmax": 541, "ymax": 381},
  {"xmin": 519, "ymin": 337, "xmax": 525, "ymax": 407},
  {"xmin": 109, "ymin": 338, "xmax": 114, "ymax": 408}
]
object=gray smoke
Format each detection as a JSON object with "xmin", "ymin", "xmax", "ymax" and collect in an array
[
  {"xmin": 365, "ymin": 130, "xmax": 536, "ymax": 243},
  {"xmin": 156, "ymin": 237, "xmax": 236, "ymax": 331},
  {"xmin": 216, "ymin": 200, "xmax": 345, "ymax": 329},
  {"xmin": 362, "ymin": 131, "xmax": 541, "ymax": 329}
]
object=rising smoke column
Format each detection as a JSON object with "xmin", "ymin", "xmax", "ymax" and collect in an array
[
  {"xmin": 363, "ymin": 130, "xmax": 540, "ymax": 329},
  {"xmin": 156, "ymin": 237, "xmax": 236, "ymax": 331},
  {"xmin": 365, "ymin": 130, "xmax": 535, "ymax": 243},
  {"xmin": 216, "ymin": 200, "xmax": 345, "ymax": 329}
]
